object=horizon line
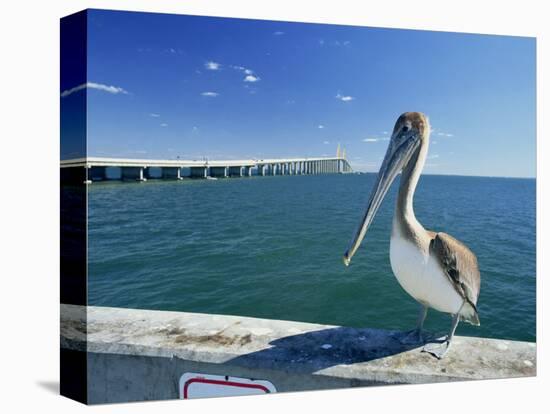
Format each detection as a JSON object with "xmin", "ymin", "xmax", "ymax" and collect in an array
[{"xmin": 356, "ymin": 171, "xmax": 536, "ymax": 180}]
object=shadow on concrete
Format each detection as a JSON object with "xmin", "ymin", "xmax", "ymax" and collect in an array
[
  {"xmin": 36, "ymin": 380, "xmax": 59, "ymax": 395},
  {"xmin": 227, "ymin": 326, "xmax": 436, "ymax": 373}
]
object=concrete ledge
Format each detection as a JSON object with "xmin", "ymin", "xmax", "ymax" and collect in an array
[{"xmin": 61, "ymin": 304, "xmax": 536, "ymax": 403}]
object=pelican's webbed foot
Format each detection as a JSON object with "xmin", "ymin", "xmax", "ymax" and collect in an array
[
  {"xmin": 422, "ymin": 313, "xmax": 460, "ymax": 359},
  {"xmin": 422, "ymin": 338, "xmax": 451, "ymax": 359}
]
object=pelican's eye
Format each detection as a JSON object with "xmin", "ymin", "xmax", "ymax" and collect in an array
[{"xmin": 402, "ymin": 125, "xmax": 410, "ymax": 133}]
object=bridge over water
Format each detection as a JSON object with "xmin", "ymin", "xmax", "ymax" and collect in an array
[{"xmin": 61, "ymin": 155, "xmax": 353, "ymax": 184}]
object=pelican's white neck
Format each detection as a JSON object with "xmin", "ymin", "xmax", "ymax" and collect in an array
[{"xmin": 394, "ymin": 133, "xmax": 430, "ymax": 236}]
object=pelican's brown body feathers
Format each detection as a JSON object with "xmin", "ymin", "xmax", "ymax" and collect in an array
[{"xmin": 430, "ymin": 232, "xmax": 481, "ymax": 325}]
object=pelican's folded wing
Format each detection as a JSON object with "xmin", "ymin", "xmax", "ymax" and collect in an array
[{"xmin": 430, "ymin": 232, "xmax": 481, "ymax": 325}]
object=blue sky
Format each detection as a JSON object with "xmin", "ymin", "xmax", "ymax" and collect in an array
[{"xmin": 63, "ymin": 9, "xmax": 536, "ymax": 177}]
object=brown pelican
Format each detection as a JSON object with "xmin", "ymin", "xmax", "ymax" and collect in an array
[{"xmin": 343, "ymin": 112, "xmax": 480, "ymax": 359}]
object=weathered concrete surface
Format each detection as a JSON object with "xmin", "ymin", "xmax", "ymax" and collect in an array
[{"xmin": 61, "ymin": 304, "xmax": 536, "ymax": 404}]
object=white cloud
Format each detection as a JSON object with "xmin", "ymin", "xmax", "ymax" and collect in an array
[
  {"xmin": 428, "ymin": 154, "xmax": 440, "ymax": 159},
  {"xmin": 323, "ymin": 141, "xmax": 330, "ymax": 145},
  {"xmin": 149, "ymin": 113, "xmax": 160, "ymax": 117},
  {"xmin": 273, "ymin": 31, "xmax": 285, "ymax": 36},
  {"xmin": 319, "ymin": 39, "xmax": 325, "ymax": 46},
  {"xmin": 205, "ymin": 61, "xmax": 221, "ymax": 70},
  {"xmin": 318, "ymin": 125, "xmax": 325, "ymax": 129},
  {"xmin": 382, "ymin": 131, "xmax": 389, "ymax": 135},
  {"xmin": 232, "ymin": 65, "xmax": 254, "ymax": 75},
  {"xmin": 437, "ymin": 132, "xmax": 454, "ymax": 137},
  {"xmin": 244, "ymin": 74, "xmax": 260, "ymax": 82},
  {"xmin": 61, "ymin": 82, "xmax": 128, "ymax": 97},
  {"xmin": 201, "ymin": 91, "xmax": 219, "ymax": 97},
  {"xmin": 336, "ymin": 93, "xmax": 354, "ymax": 102},
  {"xmin": 160, "ymin": 123, "xmax": 168, "ymax": 127},
  {"xmin": 362, "ymin": 136, "xmax": 388, "ymax": 142},
  {"xmin": 231, "ymin": 65, "xmax": 260, "ymax": 82}
]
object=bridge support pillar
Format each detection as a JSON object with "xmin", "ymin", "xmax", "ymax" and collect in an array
[
  {"xmin": 143, "ymin": 167, "xmax": 152, "ymax": 180},
  {"xmin": 210, "ymin": 166, "xmax": 228, "ymax": 178},
  {"xmin": 228, "ymin": 166, "xmax": 243, "ymax": 177},
  {"xmin": 161, "ymin": 167, "xmax": 182, "ymax": 180},
  {"xmin": 121, "ymin": 167, "xmax": 146, "ymax": 182},
  {"xmin": 190, "ymin": 167, "xmax": 207, "ymax": 178}
]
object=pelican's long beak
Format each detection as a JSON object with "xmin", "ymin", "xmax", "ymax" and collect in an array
[{"xmin": 343, "ymin": 132, "xmax": 420, "ymax": 266}]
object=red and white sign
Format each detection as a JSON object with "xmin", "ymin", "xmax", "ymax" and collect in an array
[{"xmin": 179, "ymin": 373, "xmax": 277, "ymax": 399}]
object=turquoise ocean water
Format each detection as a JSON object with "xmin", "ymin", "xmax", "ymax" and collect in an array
[{"xmin": 88, "ymin": 174, "xmax": 536, "ymax": 342}]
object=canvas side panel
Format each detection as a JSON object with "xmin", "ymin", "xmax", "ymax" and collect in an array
[{"xmin": 60, "ymin": 9, "xmax": 88, "ymax": 405}]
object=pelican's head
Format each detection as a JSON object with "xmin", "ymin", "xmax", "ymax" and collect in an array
[{"xmin": 343, "ymin": 112, "xmax": 430, "ymax": 266}]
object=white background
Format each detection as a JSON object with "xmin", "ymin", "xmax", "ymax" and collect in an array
[{"xmin": 0, "ymin": 0, "xmax": 547, "ymax": 412}]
